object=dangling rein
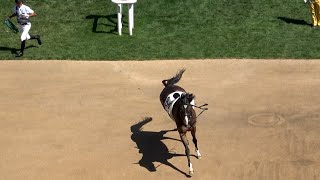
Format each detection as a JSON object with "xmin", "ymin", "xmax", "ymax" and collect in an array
[{"xmin": 192, "ymin": 103, "xmax": 208, "ymax": 118}]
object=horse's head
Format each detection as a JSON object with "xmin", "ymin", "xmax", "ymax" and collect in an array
[{"xmin": 179, "ymin": 93, "xmax": 195, "ymax": 127}]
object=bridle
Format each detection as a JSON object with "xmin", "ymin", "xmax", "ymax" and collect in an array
[{"xmin": 180, "ymin": 98, "xmax": 208, "ymax": 128}]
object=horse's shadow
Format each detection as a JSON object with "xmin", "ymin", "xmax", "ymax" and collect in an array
[
  {"xmin": 86, "ymin": 14, "xmax": 127, "ymax": 34},
  {"xmin": 130, "ymin": 117, "xmax": 192, "ymax": 177}
]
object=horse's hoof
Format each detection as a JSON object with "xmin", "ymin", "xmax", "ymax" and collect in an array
[
  {"xmin": 189, "ymin": 170, "xmax": 194, "ymax": 176},
  {"xmin": 188, "ymin": 163, "xmax": 194, "ymax": 176},
  {"xmin": 196, "ymin": 150, "xmax": 202, "ymax": 159}
]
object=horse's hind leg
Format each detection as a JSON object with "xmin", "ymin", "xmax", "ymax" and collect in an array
[
  {"xmin": 191, "ymin": 127, "xmax": 202, "ymax": 159},
  {"xmin": 180, "ymin": 133, "xmax": 194, "ymax": 175}
]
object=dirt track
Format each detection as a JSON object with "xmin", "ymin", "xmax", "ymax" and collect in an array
[{"xmin": 0, "ymin": 60, "xmax": 320, "ymax": 180}]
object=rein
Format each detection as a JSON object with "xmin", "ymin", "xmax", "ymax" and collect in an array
[{"xmin": 191, "ymin": 103, "xmax": 208, "ymax": 118}]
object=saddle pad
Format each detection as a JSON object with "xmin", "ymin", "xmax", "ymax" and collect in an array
[{"xmin": 164, "ymin": 91, "xmax": 185, "ymax": 119}]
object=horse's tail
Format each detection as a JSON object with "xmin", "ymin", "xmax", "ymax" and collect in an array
[
  {"xmin": 162, "ymin": 69, "xmax": 186, "ymax": 87},
  {"xmin": 130, "ymin": 117, "xmax": 152, "ymax": 133}
]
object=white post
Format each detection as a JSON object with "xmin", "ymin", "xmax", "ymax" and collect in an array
[
  {"xmin": 112, "ymin": 0, "xmax": 136, "ymax": 36},
  {"xmin": 132, "ymin": 4, "xmax": 134, "ymax": 29},
  {"xmin": 128, "ymin": 3, "xmax": 134, "ymax": 36},
  {"xmin": 117, "ymin": 4, "xmax": 123, "ymax": 35}
]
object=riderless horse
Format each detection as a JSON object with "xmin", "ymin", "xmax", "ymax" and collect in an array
[{"xmin": 160, "ymin": 69, "xmax": 208, "ymax": 176}]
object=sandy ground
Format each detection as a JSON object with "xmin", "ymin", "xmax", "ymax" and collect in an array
[{"xmin": 0, "ymin": 60, "xmax": 320, "ymax": 180}]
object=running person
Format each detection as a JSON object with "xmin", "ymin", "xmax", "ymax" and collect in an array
[{"xmin": 7, "ymin": 0, "xmax": 42, "ymax": 57}]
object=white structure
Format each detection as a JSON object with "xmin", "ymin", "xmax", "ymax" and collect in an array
[{"xmin": 111, "ymin": 0, "xmax": 137, "ymax": 36}]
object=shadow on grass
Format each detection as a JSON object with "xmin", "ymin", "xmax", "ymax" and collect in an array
[
  {"xmin": 0, "ymin": 45, "xmax": 37, "ymax": 55},
  {"xmin": 0, "ymin": 47, "xmax": 17, "ymax": 54},
  {"xmin": 86, "ymin": 14, "xmax": 127, "ymax": 34},
  {"xmin": 277, "ymin": 17, "xmax": 311, "ymax": 26},
  {"xmin": 130, "ymin": 117, "xmax": 193, "ymax": 177}
]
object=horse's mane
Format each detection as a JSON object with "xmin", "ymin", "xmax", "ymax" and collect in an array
[{"xmin": 181, "ymin": 93, "xmax": 195, "ymax": 104}]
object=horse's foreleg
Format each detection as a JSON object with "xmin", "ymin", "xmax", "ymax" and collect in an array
[
  {"xmin": 191, "ymin": 127, "xmax": 202, "ymax": 159},
  {"xmin": 180, "ymin": 133, "xmax": 193, "ymax": 175}
]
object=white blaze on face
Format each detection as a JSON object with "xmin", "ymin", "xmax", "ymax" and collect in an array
[
  {"xmin": 185, "ymin": 115, "xmax": 189, "ymax": 126},
  {"xmin": 184, "ymin": 105, "xmax": 188, "ymax": 125}
]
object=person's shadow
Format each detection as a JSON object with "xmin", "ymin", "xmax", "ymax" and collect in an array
[
  {"xmin": 130, "ymin": 117, "xmax": 192, "ymax": 177},
  {"xmin": 0, "ymin": 45, "xmax": 37, "ymax": 55},
  {"xmin": 86, "ymin": 14, "xmax": 127, "ymax": 34},
  {"xmin": 0, "ymin": 47, "xmax": 18, "ymax": 55},
  {"xmin": 277, "ymin": 17, "xmax": 312, "ymax": 26}
]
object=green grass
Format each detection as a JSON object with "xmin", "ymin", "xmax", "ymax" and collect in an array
[{"xmin": 0, "ymin": 0, "xmax": 319, "ymax": 60}]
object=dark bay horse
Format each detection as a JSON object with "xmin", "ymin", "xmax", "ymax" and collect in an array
[{"xmin": 160, "ymin": 69, "xmax": 208, "ymax": 176}]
